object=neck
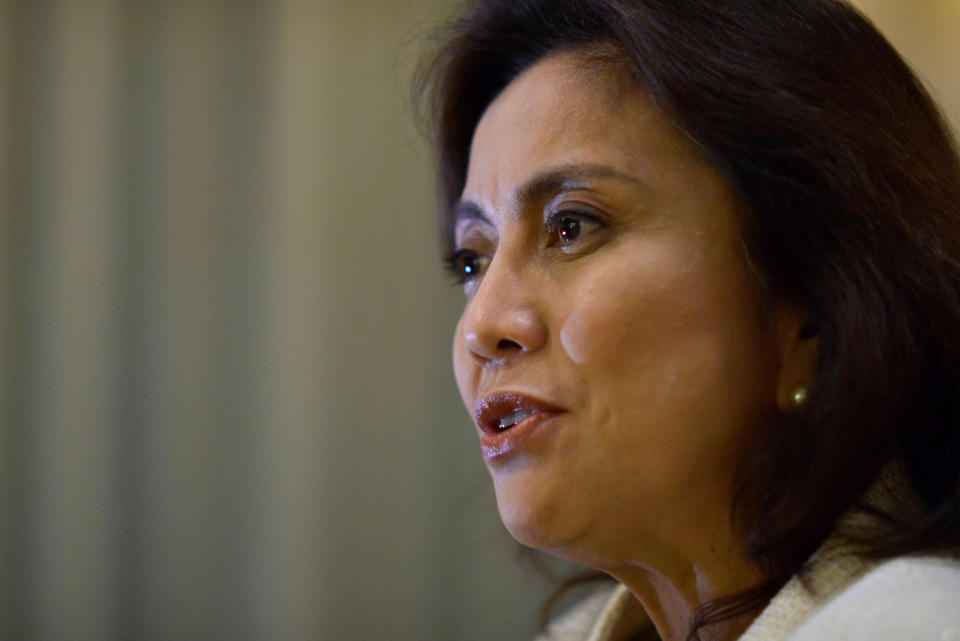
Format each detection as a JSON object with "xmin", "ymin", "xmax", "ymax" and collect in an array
[
  {"xmin": 593, "ymin": 506, "xmax": 768, "ymax": 641},
  {"xmin": 613, "ymin": 565, "xmax": 761, "ymax": 641},
  {"xmin": 601, "ymin": 536, "xmax": 766, "ymax": 641}
]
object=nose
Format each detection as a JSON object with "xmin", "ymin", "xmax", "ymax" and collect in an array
[{"xmin": 461, "ymin": 256, "xmax": 548, "ymax": 365}]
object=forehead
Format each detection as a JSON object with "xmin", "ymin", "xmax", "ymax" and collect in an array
[
  {"xmin": 461, "ymin": 51, "xmax": 716, "ymax": 218},
  {"xmin": 476, "ymin": 51, "xmax": 637, "ymax": 145}
]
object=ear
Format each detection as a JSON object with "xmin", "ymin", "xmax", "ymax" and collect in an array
[{"xmin": 773, "ymin": 300, "xmax": 819, "ymax": 412}]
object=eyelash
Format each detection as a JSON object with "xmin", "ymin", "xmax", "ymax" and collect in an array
[
  {"xmin": 545, "ymin": 209, "xmax": 602, "ymax": 247},
  {"xmin": 443, "ymin": 248, "xmax": 490, "ymax": 285},
  {"xmin": 444, "ymin": 210, "xmax": 603, "ymax": 285}
]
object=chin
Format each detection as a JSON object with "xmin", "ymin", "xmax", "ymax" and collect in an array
[{"xmin": 492, "ymin": 472, "xmax": 586, "ymax": 553}]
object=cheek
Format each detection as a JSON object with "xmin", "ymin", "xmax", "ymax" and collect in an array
[
  {"xmin": 557, "ymin": 252, "xmax": 677, "ymax": 370},
  {"xmin": 555, "ymin": 242, "xmax": 773, "ymax": 427},
  {"xmin": 452, "ymin": 317, "xmax": 476, "ymax": 408},
  {"xmin": 559, "ymin": 298, "xmax": 633, "ymax": 367},
  {"xmin": 559, "ymin": 310, "xmax": 590, "ymax": 364}
]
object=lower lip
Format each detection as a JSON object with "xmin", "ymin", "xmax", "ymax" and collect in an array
[{"xmin": 480, "ymin": 411, "xmax": 562, "ymax": 460}]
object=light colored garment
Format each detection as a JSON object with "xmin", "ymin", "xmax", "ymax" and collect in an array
[
  {"xmin": 538, "ymin": 554, "xmax": 960, "ymax": 641},
  {"xmin": 534, "ymin": 583, "xmax": 646, "ymax": 641},
  {"xmin": 741, "ymin": 553, "xmax": 960, "ymax": 641}
]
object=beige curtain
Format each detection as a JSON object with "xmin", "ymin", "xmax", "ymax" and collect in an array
[{"xmin": 1, "ymin": 2, "xmax": 956, "ymax": 641}]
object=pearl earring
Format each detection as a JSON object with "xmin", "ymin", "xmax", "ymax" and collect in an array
[{"xmin": 790, "ymin": 386, "xmax": 809, "ymax": 410}]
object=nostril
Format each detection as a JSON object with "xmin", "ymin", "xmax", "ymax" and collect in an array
[{"xmin": 497, "ymin": 338, "xmax": 523, "ymax": 352}]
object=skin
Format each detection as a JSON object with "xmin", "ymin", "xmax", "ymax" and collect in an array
[{"xmin": 450, "ymin": 52, "xmax": 818, "ymax": 641}]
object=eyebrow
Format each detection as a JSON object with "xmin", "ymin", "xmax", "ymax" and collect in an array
[{"xmin": 452, "ymin": 163, "xmax": 641, "ymax": 229}]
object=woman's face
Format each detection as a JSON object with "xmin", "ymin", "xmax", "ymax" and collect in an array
[{"xmin": 451, "ymin": 52, "xmax": 801, "ymax": 565}]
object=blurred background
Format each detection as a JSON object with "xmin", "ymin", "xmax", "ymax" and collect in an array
[{"xmin": 0, "ymin": 1, "xmax": 957, "ymax": 640}]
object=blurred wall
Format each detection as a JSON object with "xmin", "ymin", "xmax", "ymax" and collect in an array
[
  {"xmin": 0, "ymin": 2, "xmax": 957, "ymax": 641},
  {"xmin": 854, "ymin": 0, "xmax": 960, "ymax": 123},
  {"xmin": 0, "ymin": 2, "xmax": 554, "ymax": 640}
]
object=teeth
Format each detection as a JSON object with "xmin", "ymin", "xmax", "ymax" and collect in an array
[{"xmin": 498, "ymin": 409, "xmax": 536, "ymax": 430}]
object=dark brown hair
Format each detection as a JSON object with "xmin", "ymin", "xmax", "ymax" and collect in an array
[{"xmin": 415, "ymin": 1, "xmax": 960, "ymax": 638}]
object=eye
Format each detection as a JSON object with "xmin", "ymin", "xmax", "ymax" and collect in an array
[
  {"xmin": 443, "ymin": 248, "xmax": 491, "ymax": 284},
  {"xmin": 546, "ymin": 210, "xmax": 602, "ymax": 247}
]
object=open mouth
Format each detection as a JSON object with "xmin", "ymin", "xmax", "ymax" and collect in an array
[
  {"xmin": 497, "ymin": 408, "xmax": 538, "ymax": 430},
  {"xmin": 474, "ymin": 393, "xmax": 564, "ymax": 460},
  {"xmin": 475, "ymin": 392, "xmax": 562, "ymax": 436}
]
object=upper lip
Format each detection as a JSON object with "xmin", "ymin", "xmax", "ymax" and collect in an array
[{"xmin": 474, "ymin": 392, "xmax": 564, "ymax": 435}]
